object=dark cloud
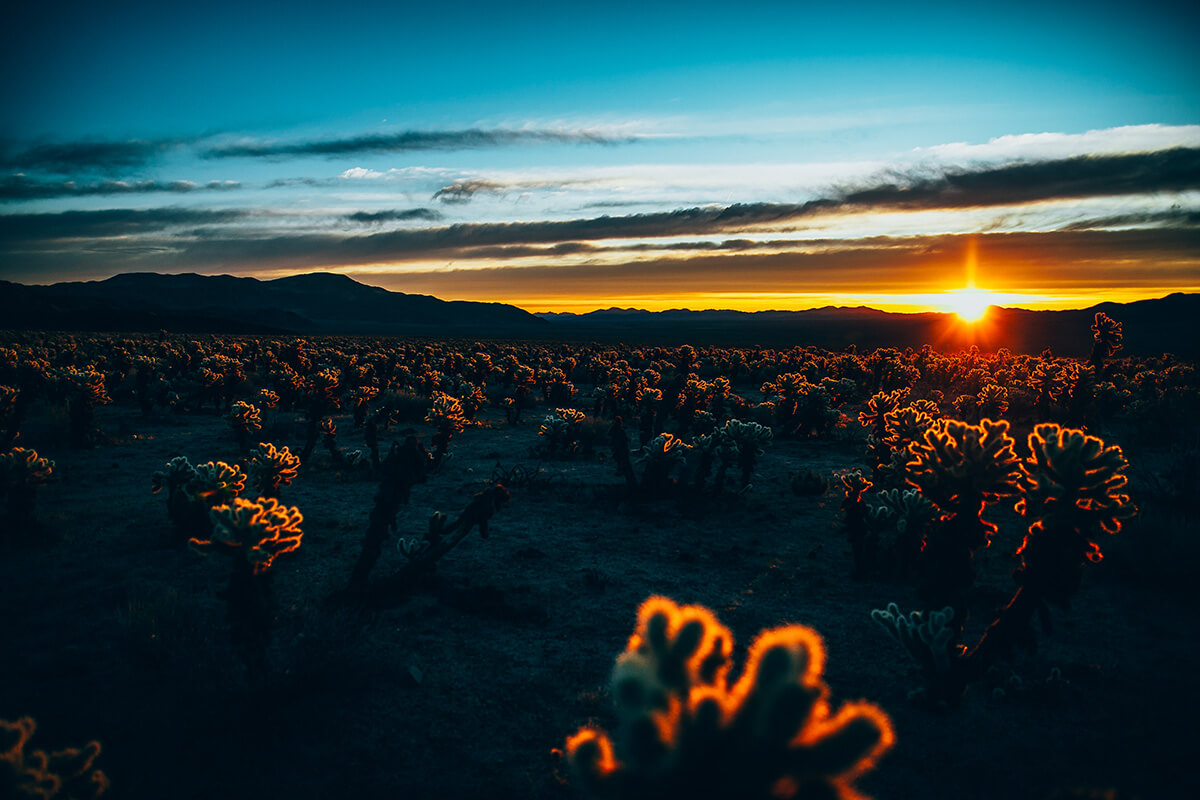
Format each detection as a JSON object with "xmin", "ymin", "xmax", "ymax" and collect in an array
[
  {"xmin": 834, "ymin": 147, "xmax": 1200, "ymax": 210},
  {"xmin": 432, "ymin": 180, "xmax": 505, "ymax": 204},
  {"xmin": 1058, "ymin": 208, "xmax": 1200, "ymax": 231},
  {"xmin": 0, "ymin": 208, "xmax": 251, "ymax": 243},
  {"xmin": 350, "ymin": 229, "xmax": 1200, "ymax": 301},
  {"xmin": 0, "ymin": 138, "xmax": 188, "ymax": 174},
  {"xmin": 345, "ymin": 208, "xmax": 443, "ymax": 224},
  {"xmin": 204, "ymin": 128, "xmax": 637, "ymax": 160},
  {"xmin": 0, "ymin": 175, "xmax": 241, "ymax": 201}
]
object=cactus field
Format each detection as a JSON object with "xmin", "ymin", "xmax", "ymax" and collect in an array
[{"xmin": 2, "ymin": 328, "xmax": 1197, "ymax": 799}]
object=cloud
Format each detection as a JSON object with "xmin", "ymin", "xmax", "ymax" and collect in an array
[
  {"xmin": 1058, "ymin": 208, "xmax": 1200, "ymax": 231},
  {"xmin": 432, "ymin": 180, "xmax": 505, "ymax": 204},
  {"xmin": 0, "ymin": 208, "xmax": 251, "ymax": 243},
  {"xmin": 203, "ymin": 127, "xmax": 639, "ymax": 160},
  {"xmin": 345, "ymin": 208, "xmax": 443, "ymax": 224},
  {"xmin": 0, "ymin": 137, "xmax": 189, "ymax": 174},
  {"xmin": 0, "ymin": 175, "xmax": 241, "ymax": 201},
  {"xmin": 915, "ymin": 124, "xmax": 1200, "ymax": 163}
]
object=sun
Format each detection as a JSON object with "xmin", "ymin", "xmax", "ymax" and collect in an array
[{"xmin": 944, "ymin": 287, "xmax": 992, "ymax": 322}]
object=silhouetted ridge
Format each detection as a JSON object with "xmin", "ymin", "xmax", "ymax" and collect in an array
[{"xmin": 0, "ymin": 272, "xmax": 547, "ymax": 335}]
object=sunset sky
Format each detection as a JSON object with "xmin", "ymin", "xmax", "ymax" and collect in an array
[{"xmin": 2, "ymin": 0, "xmax": 1197, "ymax": 312}]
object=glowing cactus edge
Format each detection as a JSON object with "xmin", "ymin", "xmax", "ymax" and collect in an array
[{"xmin": 564, "ymin": 596, "xmax": 894, "ymax": 800}]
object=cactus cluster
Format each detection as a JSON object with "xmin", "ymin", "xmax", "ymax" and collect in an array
[
  {"xmin": 1, "ymin": 716, "xmax": 108, "ymax": 799},
  {"xmin": 565, "ymin": 596, "xmax": 893, "ymax": 800},
  {"xmin": 244, "ymin": 442, "xmax": 301, "ymax": 497},
  {"xmin": 0, "ymin": 446, "xmax": 54, "ymax": 533}
]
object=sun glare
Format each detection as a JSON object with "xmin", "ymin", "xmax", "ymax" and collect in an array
[{"xmin": 945, "ymin": 287, "xmax": 992, "ymax": 322}]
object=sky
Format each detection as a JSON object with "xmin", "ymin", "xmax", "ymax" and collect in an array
[{"xmin": 2, "ymin": 0, "xmax": 1198, "ymax": 313}]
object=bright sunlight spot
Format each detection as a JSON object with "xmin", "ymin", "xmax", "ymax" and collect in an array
[{"xmin": 945, "ymin": 287, "xmax": 993, "ymax": 322}]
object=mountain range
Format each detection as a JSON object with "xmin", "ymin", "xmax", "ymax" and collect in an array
[{"xmin": 1, "ymin": 272, "xmax": 1196, "ymax": 358}]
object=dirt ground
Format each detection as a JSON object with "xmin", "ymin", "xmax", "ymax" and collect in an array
[{"xmin": 2, "ymin": 392, "xmax": 1196, "ymax": 799}]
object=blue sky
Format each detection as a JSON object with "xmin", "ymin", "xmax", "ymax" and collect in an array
[{"xmin": 2, "ymin": 0, "xmax": 1198, "ymax": 311}]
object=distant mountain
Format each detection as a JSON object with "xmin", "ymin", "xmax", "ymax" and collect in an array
[
  {"xmin": 0, "ymin": 272, "xmax": 548, "ymax": 336},
  {"xmin": 1, "ymin": 273, "xmax": 1195, "ymax": 357},
  {"xmin": 539, "ymin": 294, "xmax": 1200, "ymax": 358}
]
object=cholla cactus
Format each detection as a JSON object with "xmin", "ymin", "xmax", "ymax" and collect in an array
[
  {"xmin": 839, "ymin": 470, "xmax": 873, "ymax": 577},
  {"xmin": 906, "ymin": 419, "xmax": 1021, "ymax": 626},
  {"xmin": 536, "ymin": 407, "xmax": 588, "ymax": 459},
  {"xmin": 0, "ymin": 716, "xmax": 109, "ymax": 799},
  {"xmin": 1015, "ymin": 424, "xmax": 1136, "ymax": 600},
  {"xmin": 0, "ymin": 447, "xmax": 54, "ymax": 533},
  {"xmin": 1089, "ymin": 312, "xmax": 1123, "ymax": 374},
  {"xmin": 227, "ymin": 400, "xmax": 262, "ymax": 451},
  {"xmin": 192, "ymin": 497, "xmax": 303, "ymax": 681},
  {"xmin": 0, "ymin": 384, "xmax": 20, "ymax": 448},
  {"xmin": 867, "ymin": 488, "xmax": 936, "ymax": 578},
  {"xmin": 186, "ymin": 461, "xmax": 246, "ymax": 506},
  {"xmin": 720, "ymin": 419, "xmax": 773, "ymax": 489},
  {"xmin": 255, "ymin": 388, "xmax": 279, "ymax": 410},
  {"xmin": 858, "ymin": 389, "xmax": 909, "ymax": 438},
  {"xmin": 637, "ymin": 433, "xmax": 692, "ymax": 494},
  {"xmin": 244, "ymin": 442, "xmax": 300, "ymax": 497},
  {"xmin": 426, "ymin": 391, "xmax": 468, "ymax": 465},
  {"xmin": 564, "ymin": 596, "xmax": 893, "ymax": 800},
  {"xmin": 154, "ymin": 458, "xmax": 244, "ymax": 540},
  {"xmin": 197, "ymin": 497, "xmax": 304, "ymax": 574},
  {"xmin": 56, "ymin": 365, "xmax": 110, "ymax": 448},
  {"xmin": 871, "ymin": 603, "xmax": 959, "ymax": 698}
]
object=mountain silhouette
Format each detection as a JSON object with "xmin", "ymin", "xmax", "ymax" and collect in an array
[
  {"xmin": 1, "ymin": 273, "xmax": 1196, "ymax": 357},
  {"xmin": 0, "ymin": 272, "xmax": 547, "ymax": 335}
]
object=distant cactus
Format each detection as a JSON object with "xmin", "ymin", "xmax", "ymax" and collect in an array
[
  {"xmin": 637, "ymin": 433, "xmax": 692, "ymax": 495},
  {"xmin": 56, "ymin": 365, "xmax": 110, "ymax": 448},
  {"xmin": 839, "ymin": 470, "xmax": 874, "ymax": 577},
  {"xmin": 0, "ymin": 447, "xmax": 54, "ymax": 536},
  {"xmin": 1089, "ymin": 312, "xmax": 1123, "ymax": 375},
  {"xmin": 0, "ymin": 384, "xmax": 22, "ymax": 449},
  {"xmin": 426, "ymin": 391, "xmax": 468, "ymax": 466},
  {"xmin": 1, "ymin": 716, "xmax": 108, "ymax": 799},
  {"xmin": 227, "ymin": 400, "xmax": 262, "ymax": 452},
  {"xmin": 536, "ymin": 408, "xmax": 589, "ymax": 459},
  {"xmin": 564, "ymin": 596, "xmax": 893, "ymax": 800},
  {"xmin": 720, "ymin": 419, "xmax": 773, "ymax": 489},
  {"xmin": 244, "ymin": 442, "xmax": 300, "ymax": 498}
]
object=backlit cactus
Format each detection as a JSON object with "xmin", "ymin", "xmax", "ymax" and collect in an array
[
  {"xmin": 1, "ymin": 716, "xmax": 108, "ymax": 799},
  {"xmin": 564, "ymin": 596, "xmax": 893, "ymax": 800},
  {"xmin": 1089, "ymin": 312, "xmax": 1123, "ymax": 374},
  {"xmin": 719, "ymin": 419, "xmax": 772, "ymax": 489},
  {"xmin": 906, "ymin": 418, "xmax": 1022, "ymax": 626},
  {"xmin": 227, "ymin": 400, "xmax": 262, "ymax": 451},
  {"xmin": 0, "ymin": 447, "xmax": 54, "ymax": 534},
  {"xmin": 426, "ymin": 391, "xmax": 468, "ymax": 465},
  {"xmin": 637, "ymin": 433, "xmax": 692, "ymax": 494},
  {"xmin": 196, "ymin": 496, "xmax": 304, "ymax": 574},
  {"xmin": 192, "ymin": 496, "xmax": 303, "ymax": 681},
  {"xmin": 244, "ymin": 442, "xmax": 300, "ymax": 497},
  {"xmin": 1015, "ymin": 424, "xmax": 1136, "ymax": 600},
  {"xmin": 537, "ymin": 407, "xmax": 589, "ymax": 458}
]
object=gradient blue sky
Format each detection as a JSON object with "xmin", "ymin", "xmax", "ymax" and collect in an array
[{"xmin": 3, "ymin": 0, "xmax": 1198, "ymax": 311}]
